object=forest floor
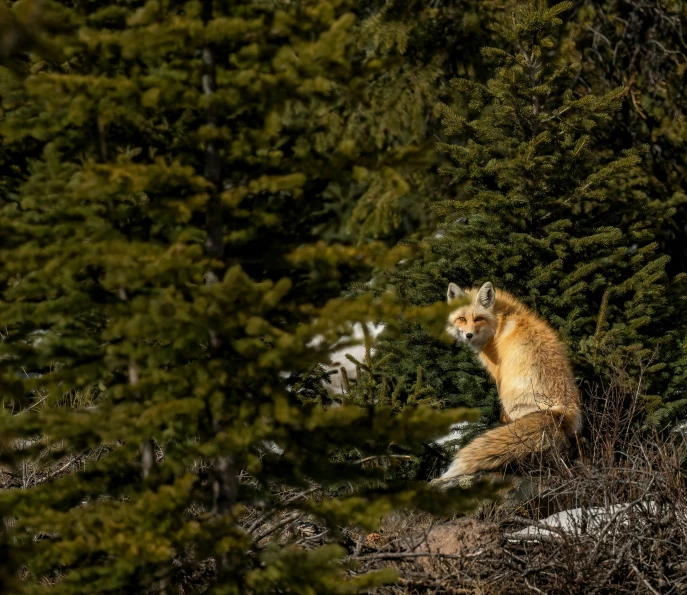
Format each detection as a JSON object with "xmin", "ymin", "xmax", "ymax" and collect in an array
[
  {"xmin": 346, "ymin": 468, "xmax": 687, "ymax": 595},
  {"xmin": 244, "ymin": 438, "xmax": 687, "ymax": 594},
  {"xmin": 352, "ymin": 379, "xmax": 687, "ymax": 594}
]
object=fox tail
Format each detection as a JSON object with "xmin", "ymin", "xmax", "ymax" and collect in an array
[{"xmin": 433, "ymin": 410, "xmax": 579, "ymax": 486}]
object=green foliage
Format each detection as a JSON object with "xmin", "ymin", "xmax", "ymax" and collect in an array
[
  {"xmin": 0, "ymin": 1, "xmax": 487, "ymax": 593},
  {"xmin": 328, "ymin": 0, "xmax": 511, "ymax": 244},
  {"xmin": 563, "ymin": 0, "xmax": 687, "ymax": 275},
  {"xmin": 377, "ymin": 0, "xmax": 685, "ymax": 421},
  {"xmin": 560, "ymin": 0, "xmax": 687, "ymax": 419},
  {"xmin": 328, "ymin": 0, "xmax": 513, "ymax": 421},
  {"xmin": 336, "ymin": 335, "xmax": 483, "ymax": 482}
]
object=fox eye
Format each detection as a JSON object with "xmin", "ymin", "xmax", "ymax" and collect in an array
[
  {"xmin": 474, "ymin": 317, "xmax": 484, "ymax": 322},
  {"xmin": 457, "ymin": 317, "xmax": 467, "ymax": 324}
]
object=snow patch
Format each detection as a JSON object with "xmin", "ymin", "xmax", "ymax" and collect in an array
[
  {"xmin": 505, "ymin": 501, "xmax": 661, "ymax": 543},
  {"xmin": 323, "ymin": 322, "xmax": 385, "ymax": 393},
  {"xmin": 434, "ymin": 421, "xmax": 471, "ymax": 446}
]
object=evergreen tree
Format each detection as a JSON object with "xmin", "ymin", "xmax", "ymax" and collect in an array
[
  {"xmin": 562, "ymin": 0, "xmax": 687, "ymax": 419},
  {"xmin": 324, "ymin": 0, "xmax": 511, "ymax": 424},
  {"xmin": 0, "ymin": 1, "xmax": 488, "ymax": 592},
  {"xmin": 378, "ymin": 0, "xmax": 684, "ymax": 423},
  {"xmin": 332, "ymin": 0, "xmax": 510, "ymax": 245},
  {"xmin": 563, "ymin": 0, "xmax": 687, "ymax": 275},
  {"xmin": 320, "ymin": 0, "xmax": 687, "ymax": 424}
]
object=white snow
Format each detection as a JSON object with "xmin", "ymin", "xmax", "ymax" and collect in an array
[
  {"xmin": 321, "ymin": 322, "xmax": 385, "ymax": 393},
  {"xmin": 505, "ymin": 501, "xmax": 660, "ymax": 543},
  {"xmin": 434, "ymin": 421, "xmax": 472, "ymax": 445}
]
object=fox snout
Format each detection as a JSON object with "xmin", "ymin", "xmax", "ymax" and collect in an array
[{"xmin": 446, "ymin": 324, "xmax": 483, "ymax": 350}]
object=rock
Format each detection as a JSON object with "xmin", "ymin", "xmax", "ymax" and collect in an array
[{"xmin": 412, "ymin": 518, "xmax": 501, "ymax": 570}]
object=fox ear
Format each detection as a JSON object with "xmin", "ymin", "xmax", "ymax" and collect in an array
[
  {"xmin": 477, "ymin": 282, "xmax": 495, "ymax": 308},
  {"xmin": 447, "ymin": 282, "xmax": 465, "ymax": 302}
]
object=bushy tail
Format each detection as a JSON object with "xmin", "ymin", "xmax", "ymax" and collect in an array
[{"xmin": 435, "ymin": 410, "xmax": 579, "ymax": 484}]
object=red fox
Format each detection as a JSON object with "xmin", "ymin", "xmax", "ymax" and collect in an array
[{"xmin": 436, "ymin": 282, "xmax": 581, "ymax": 484}]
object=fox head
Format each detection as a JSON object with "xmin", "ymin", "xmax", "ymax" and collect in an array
[{"xmin": 446, "ymin": 281, "xmax": 497, "ymax": 351}]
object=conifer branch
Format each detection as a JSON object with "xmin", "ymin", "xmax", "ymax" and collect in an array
[{"xmin": 593, "ymin": 289, "xmax": 611, "ymax": 361}]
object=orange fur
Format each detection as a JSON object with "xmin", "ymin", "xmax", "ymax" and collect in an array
[{"xmin": 438, "ymin": 282, "xmax": 581, "ymax": 480}]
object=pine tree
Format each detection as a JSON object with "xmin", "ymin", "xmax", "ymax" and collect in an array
[
  {"xmin": 561, "ymin": 0, "xmax": 687, "ymax": 420},
  {"xmin": 378, "ymin": 0, "xmax": 683, "ymax": 423},
  {"xmin": 563, "ymin": 0, "xmax": 687, "ymax": 275},
  {"xmin": 319, "ymin": 0, "xmax": 687, "ymax": 424},
  {"xmin": 0, "ymin": 1, "xmax": 490, "ymax": 592},
  {"xmin": 330, "ymin": 0, "xmax": 511, "ymax": 245},
  {"xmin": 316, "ymin": 0, "xmax": 509, "ymax": 426}
]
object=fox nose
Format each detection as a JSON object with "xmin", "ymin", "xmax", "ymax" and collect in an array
[{"xmin": 465, "ymin": 333, "xmax": 473, "ymax": 339}]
